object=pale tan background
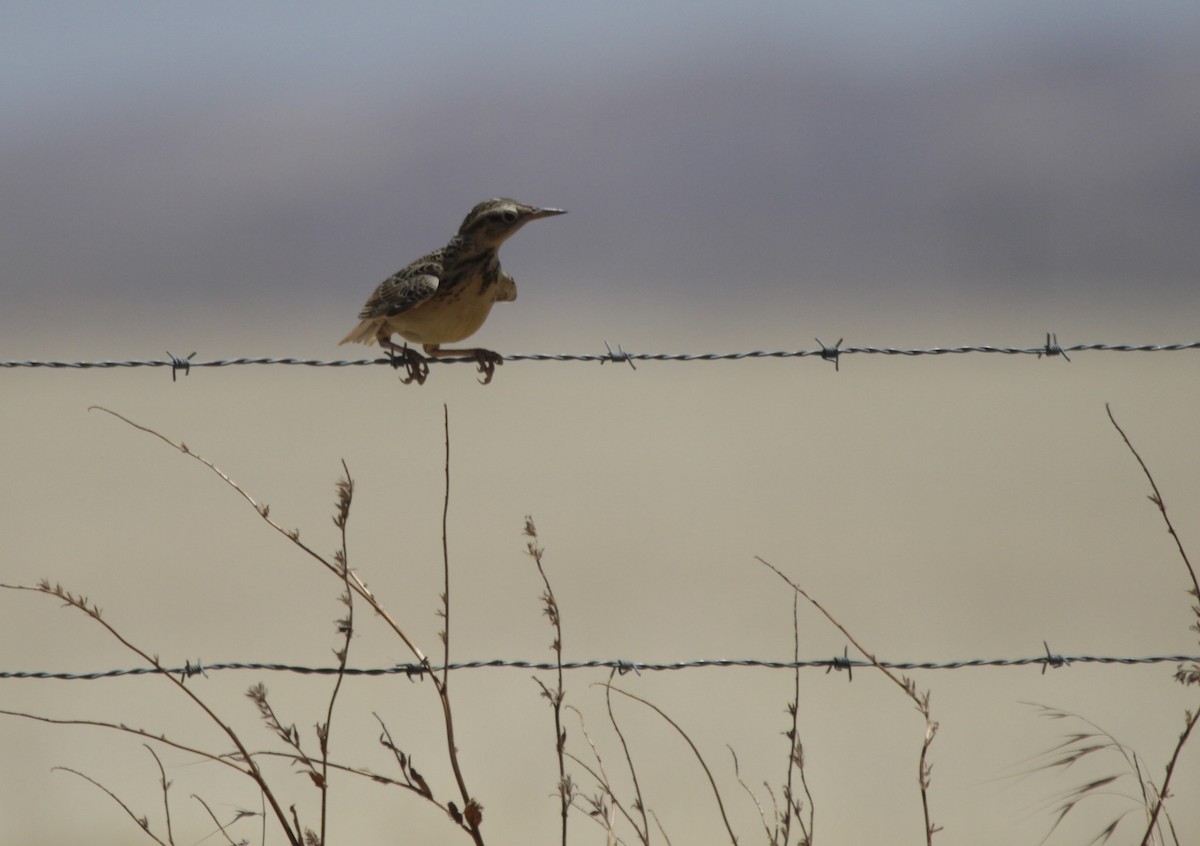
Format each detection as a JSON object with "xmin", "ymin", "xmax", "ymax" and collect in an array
[{"xmin": 3, "ymin": 3, "xmax": 1200, "ymax": 845}]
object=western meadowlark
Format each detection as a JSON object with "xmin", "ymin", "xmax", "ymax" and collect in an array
[{"xmin": 339, "ymin": 198, "xmax": 566, "ymax": 384}]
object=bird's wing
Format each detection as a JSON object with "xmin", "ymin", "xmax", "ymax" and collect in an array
[
  {"xmin": 357, "ymin": 252, "xmax": 444, "ymax": 319},
  {"xmin": 494, "ymin": 271, "xmax": 517, "ymax": 302}
]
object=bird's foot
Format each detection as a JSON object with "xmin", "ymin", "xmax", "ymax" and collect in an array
[
  {"xmin": 417, "ymin": 345, "xmax": 504, "ymax": 384},
  {"xmin": 472, "ymin": 349, "xmax": 504, "ymax": 385},
  {"xmin": 384, "ymin": 344, "xmax": 430, "ymax": 385}
]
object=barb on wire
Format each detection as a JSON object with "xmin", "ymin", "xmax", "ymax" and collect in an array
[
  {"xmin": 1041, "ymin": 641, "xmax": 1070, "ymax": 674},
  {"xmin": 827, "ymin": 645, "xmax": 853, "ymax": 680},
  {"xmin": 602, "ymin": 340, "xmax": 636, "ymax": 370},
  {"xmin": 166, "ymin": 350, "xmax": 196, "ymax": 381},
  {"xmin": 4, "ymin": 338, "xmax": 1200, "ymax": 380},
  {"xmin": 1038, "ymin": 333, "xmax": 1070, "ymax": 362},
  {"xmin": 3, "ymin": 652, "xmax": 1197, "ymax": 682},
  {"xmin": 816, "ymin": 337, "xmax": 843, "ymax": 371},
  {"xmin": 179, "ymin": 658, "xmax": 207, "ymax": 683}
]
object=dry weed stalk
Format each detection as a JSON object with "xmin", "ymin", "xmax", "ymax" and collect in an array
[
  {"xmin": 604, "ymin": 671, "xmax": 652, "ymax": 844},
  {"xmin": 0, "ymin": 580, "xmax": 305, "ymax": 845},
  {"xmin": 757, "ymin": 556, "xmax": 941, "ymax": 845},
  {"xmin": 782, "ymin": 594, "xmax": 815, "ymax": 845},
  {"xmin": 523, "ymin": 517, "xmax": 573, "ymax": 845},
  {"xmin": 561, "ymin": 574, "xmax": 815, "ymax": 846},
  {"xmin": 192, "ymin": 792, "xmax": 261, "ymax": 846},
  {"xmin": 2, "ymin": 405, "xmax": 486, "ymax": 845},
  {"xmin": 564, "ymin": 700, "xmax": 681, "ymax": 844},
  {"xmin": 52, "ymin": 745, "xmax": 187, "ymax": 846},
  {"xmin": 318, "ymin": 461, "xmax": 357, "ymax": 845},
  {"xmin": 429, "ymin": 405, "xmax": 486, "ymax": 842},
  {"xmin": 1105, "ymin": 405, "xmax": 1199, "ymax": 846},
  {"xmin": 603, "ymin": 682, "xmax": 739, "ymax": 846},
  {"xmin": 1022, "ymin": 703, "xmax": 1183, "ymax": 846},
  {"xmin": 562, "ymin": 678, "xmax": 690, "ymax": 845},
  {"xmin": 563, "ymin": 704, "xmax": 645, "ymax": 843},
  {"xmin": 1022, "ymin": 406, "xmax": 1199, "ymax": 846},
  {"xmin": 734, "ymin": 593, "xmax": 814, "ymax": 846}
]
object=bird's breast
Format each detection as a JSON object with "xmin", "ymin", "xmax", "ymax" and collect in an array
[{"xmin": 385, "ymin": 256, "xmax": 501, "ymax": 345}]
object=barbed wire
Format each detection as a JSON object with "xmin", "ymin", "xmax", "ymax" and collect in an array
[
  {"xmin": 3, "ymin": 336, "xmax": 1200, "ymax": 380},
  {"xmin": 4, "ymin": 650, "xmax": 1198, "ymax": 682}
]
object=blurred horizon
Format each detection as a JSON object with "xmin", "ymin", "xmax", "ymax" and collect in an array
[{"xmin": 4, "ymin": 2, "xmax": 1200, "ymax": 329}]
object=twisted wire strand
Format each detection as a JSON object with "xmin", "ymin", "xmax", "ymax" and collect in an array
[
  {"xmin": 6, "ymin": 341, "xmax": 1198, "ymax": 681},
  {"xmin": 4, "ymin": 653, "xmax": 1197, "ymax": 681},
  {"xmin": 4, "ymin": 339, "xmax": 1200, "ymax": 377}
]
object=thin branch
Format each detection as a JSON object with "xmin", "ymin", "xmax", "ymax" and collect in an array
[
  {"xmin": 565, "ymin": 704, "xmax": 645, "ymax": 840},
  {"xmin": 55, "ymin": 406, "xmax": 493, "ymax": 845},
  {"xmin": 145, "ymin": 745, "xmax": 175, "ymax": 846},
  {"xmin": 783, "ymin": 592, "xmax": 813, "ymax": 846},
  {"xmin": 318, "ymin": 460, "xmax": 358, "ymax": 846},
  {"xmin": 649, "ymin": 810, "xmax": 673, "ymax": 846},
  {"xmin": 525, "ymin": 516, "xmax": 571, "ymax": 846},
  {"xmin": 441, "ymin": 403, "xmax": 452, "ymax": 691},
  {"xmin": 728, "ymin": 745, "xmax": 772, "ymax": 843},
  {"xmin": 87, "ymin": 405, "xmax": 428, "ymax": 665},
  {"xmin": 1140, "ymin": 706, "xmax": 1199, "ymax": 846},
  {"xmin": 1104, "ymin": 406, "xmax": 1200, "ymax": 845},
  {"xmin": 605, "ymin": 675, "xmax": 650, "ymax": 845},
  {"xmin": 191, "ymin": 794, "xmax": 256, "ymax": 846},
  {"xmin": 2, "ymin": 583, "xmax": 301, "ymax": 846},
  {"xmin": 757, "ymin": 557, "xmax": 940, "ymax": 844},
  {"xmin": 87, "ymin": 405, "xmax": 489, "ymax": 842},
  {"xmin": 433, "ymin": 404, "xmax": 483, "ymax": 844},
  {"xmin": 54, "ymin": 766, "xmax": 169, "ymax": 846},
  {"xmin": 246, "ymin": 683, "xmax": 319, "ymax": 783},
  {"xmin": 0, "ymin": 708, "xmax": 249, "ymax": 777},
  {"xmin": 1106, "ymin": 404, "xmax": 1200, "ymax": 602},
  {"xmin": 606, "ymin": 684, "xmax": 738, "ymax": 846}
]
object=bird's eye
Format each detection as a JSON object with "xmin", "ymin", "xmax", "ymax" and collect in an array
[{"xmin": 500, "ymin": 209, "xmax": 518, "ymax": 224}]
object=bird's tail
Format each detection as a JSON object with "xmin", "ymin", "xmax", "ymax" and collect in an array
[{"xmin": 338, "ymin": 320, "xmax": 380, "ymax": 346}]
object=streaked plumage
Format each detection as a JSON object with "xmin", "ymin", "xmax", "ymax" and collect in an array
[{"xmin": 339, "ymin": 198, "xmax": 565, "ymax": 383}]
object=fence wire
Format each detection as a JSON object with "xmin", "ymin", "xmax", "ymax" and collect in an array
[
  {"xmin": 5, "ymin": 651, "xmax": 1199, "ymax": 682},
  {"xmin": 3, "ymin": 337, "xmax": 1200, "ymax": 379},
  {"xmin": 5, "ymin": 344, "xmax": 1199, "ymax": 682}
]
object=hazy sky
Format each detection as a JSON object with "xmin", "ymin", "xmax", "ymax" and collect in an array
[
  {"xmin": 5, "ymin": 1, "xmax": 1200, "ymax": 333},
  {"xmin": 2, "ymin": 2, "xmax": 1158, "ymax": 113}
]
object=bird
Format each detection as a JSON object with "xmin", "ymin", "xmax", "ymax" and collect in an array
[{"xmin": 339, "ymin": 198, "xmax": 566, "ymax": 384}]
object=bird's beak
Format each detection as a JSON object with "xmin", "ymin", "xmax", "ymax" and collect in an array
[{"xmin": 526, "ymin": 207, "xmax": 567, "ymax": 220}]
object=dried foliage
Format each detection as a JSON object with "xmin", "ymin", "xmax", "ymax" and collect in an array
[{"xmin": 0, "ymin": 403, "xmax": 1196, "ymax": 845}]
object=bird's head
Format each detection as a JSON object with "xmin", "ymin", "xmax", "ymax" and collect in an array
[{"xmin": 456, "ymin": 198, "xmax": 566, "ymax": 249}]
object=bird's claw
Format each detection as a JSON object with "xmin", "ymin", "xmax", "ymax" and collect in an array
[
  {"xmin": 386, "ymin": 346, "xmax": 430, "ymax": 385},
  {"xmin": 474, "ymin": 350, "xmax": 503, "ymax": 385}
]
